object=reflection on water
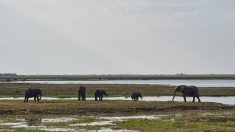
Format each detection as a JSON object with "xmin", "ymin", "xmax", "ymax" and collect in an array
[
  {"xmin": 71, "ymin": 115, "xmax": 160, "ymax": 127},
  {"xmin": 71, "ymin": 120, "xmax": 113, "ymax": 126},
  {"xmin": 25, "ymin": 114, "xmax": 42, "ymax": 126},
  {"xmin": 10, "ymin": 79, "xmax": 235, "ymax": 87},
  {"xmin": 42, "ymin": 118, "xmax": 75, "ymax": 123}
]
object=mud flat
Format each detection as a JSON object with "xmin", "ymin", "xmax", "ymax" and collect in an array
[{"xmin": 0, "ymin": 100, "xmax": 235, "ymax": 131}]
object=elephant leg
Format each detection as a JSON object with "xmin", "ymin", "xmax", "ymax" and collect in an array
[
  {"xmin": 192, "ymin": 96, "xmax": 195, "ymax": 102},
  {"xmin": 197, "ymin": 96, "xmax": 201, "ymax": 102},
  {"xmin": 34, "ymin": 96, "xmax": 36, "ymax": 102},
  {"xmin": 78, "ymin": 94, "xmax": 81, "ymax": 100},
  {"xmin": 37, "ymin": 95, "xmax": 40, "ymax": 102},
  {"xmin": 24, "ymin": 97, "xmax": 28, "ymax": 102},
  {"xmin": 100, "ymin": 97, "xmax": 103, "ymax": 101},
  {"xmin": 183, "ymin": 96, "xmax": 187, "ymax": 102},
  {"xmin": 95, "ymin": 97, "xmax": 97, "ymax": 101},
  {"xmin": 82, "ymin": 94, "xmax": 86, "ymax": 101}
]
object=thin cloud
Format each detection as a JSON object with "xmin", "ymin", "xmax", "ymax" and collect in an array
[{"xmin": 0, "ymin": 0, "xmax": 234, "ymax": 74}]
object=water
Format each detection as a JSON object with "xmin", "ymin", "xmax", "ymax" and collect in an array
[
  {"xmin": 10, "ymin": 79, "xmax": 235, "ymax": 87},
  {"xmin": 0, "ymin": 115, "xmax": 160, "ymax": 132},
  {"xmin": 0, "ymin": 96, "xmax": 234, "ymax": 105},
  {"xmin": 70, "ymin": 115, "xmax": 159, "ymax": 127}
]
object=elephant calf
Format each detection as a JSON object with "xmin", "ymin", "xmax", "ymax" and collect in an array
[
  {"xmin": 131, "ymin": 92, "xmax": 143, "ymax": 101},
  {"xmin": 172, "ymin": 85, "xmax": 201, "ymax": 102},
  {"xmin": 94, "ymin": 90, "xmax": 108, "ymax": 101},
  {"xmin": 24, "ymin": 88, "xmax": 42, "ymax": 102},
  {"xmin": 78, "ymin": 86, "xmax": 86, "ymax": 101}
]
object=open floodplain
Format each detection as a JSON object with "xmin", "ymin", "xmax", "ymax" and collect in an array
[{"xmin": 0, "ymin": 82, "xmax": 235, "ymax": 131}]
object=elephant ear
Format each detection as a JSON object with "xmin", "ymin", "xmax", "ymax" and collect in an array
[{"xmin": 179, "ymin": 85, "xmax": 185, "ymax": 92}]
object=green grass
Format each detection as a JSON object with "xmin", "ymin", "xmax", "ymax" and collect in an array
[
  {"xmin": 15, "ymin": 128, "xmax": 48, "ymax": 132},
  {"xmin": 0, "ymin": 125, "xmax": 10, "ymax": 129},
  {"xmin": 0, "ymin": 117, "xmax": 16, "ymax": 122},
  {"xmin": 1, "ymin": 111, "xmax": 235, "ymax": 131},
  {"xmin": 0, "ymin": 100, "xmax": 233, "ymax": 116},
  {"xmin": 117, "ymin": 118, "xmax": 235, "ymax": 132},
  {"xmin": 72, "ymin": 117, "xmax": 96, "ymax": 123},
  {"xmin": 1, "ymin": 83, "xmax": 235, "ymax": 97},
  {"xmin": 116, "ymin": 112, "xmax": 235, "ymax": 131}
]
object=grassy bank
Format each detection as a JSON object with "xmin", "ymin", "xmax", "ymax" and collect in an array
[
  {"xmin": 0, "ymin": 100, "xmax": 235, "ymax": 131},
  {"xmin": 1, "ymin": 83, "xmax": 235, "ymax": 97},
  {"xmin": 0, "ymin": 100, "xmax": 234, "ymax": 116},
  {"xmin": 117, "ymin": 114, "xmax": 235, "ymax": 132}
]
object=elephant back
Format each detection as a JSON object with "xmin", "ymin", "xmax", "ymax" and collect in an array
[
  {"xmin": 95, "ymin": 89, "xmax": 107, "ymax": 96},
  {"xmin": 131, "ymin": 92, "xmax": 141, "ymax": 98},
  {"xmin": 78, "ymin": 86, "xmax": 86, "ymax": 93}
]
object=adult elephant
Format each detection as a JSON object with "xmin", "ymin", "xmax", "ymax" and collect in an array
[
  {"xmin": 131, "ymin": 92, "xmax": 143, "ymax": 101},
  {"xmin": 78, "ymin": 86, "xmax": 86, "ymax": 101},
  {"xmin": 94, "ymin": 90, "xmax": 108, "ymax": 101},
  {"xmin": 172, "ymin": 85, "xmax": 201, "ymax": 102},
  {"xmin": 24, "ymin": 88, "xmax": 42, "ymax": 102}
]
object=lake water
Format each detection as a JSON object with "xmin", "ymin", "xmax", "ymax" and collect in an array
[
  {"xmin": 1, "ymin": 96, "xmax": 234, "ymax": 105},
  {"xmin": 10, "ymin": 79, "xmax": 235, "ymax": 87}
]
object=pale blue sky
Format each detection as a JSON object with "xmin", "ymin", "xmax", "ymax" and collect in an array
[{"xmin": 0, "ymin": 0, "xmax": 235, "ymax": 75}]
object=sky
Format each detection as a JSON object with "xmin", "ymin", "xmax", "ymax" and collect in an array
[{"xmin": 0, "ymin": 0, "xmax": 235, "ymax": 75}]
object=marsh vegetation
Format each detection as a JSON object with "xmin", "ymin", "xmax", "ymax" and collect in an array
[
  {"xmin": 0, "ymin": 101, "xmax": 234, "ymax": 131},
  {"xmin": 1, "ymin": 83, "xmax": 235, "ymax": 98},
  {"xmin": 0, "ymin": 82, "xmax": 235, "ymax": 131}
]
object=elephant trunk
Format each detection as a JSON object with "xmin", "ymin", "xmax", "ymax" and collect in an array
[
  {"xmin": 172, "ymin": 90, "xmax": 177, "ymax": 101},
  {"xmin": 39, "ymin": 94, "xmax": 42, "ymax": 100}
]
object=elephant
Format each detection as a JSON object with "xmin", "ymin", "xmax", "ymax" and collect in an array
[
  {"xmin": 94, "ymin": 90, "xmax": 108, "ymax": 101},
  {"xmin": 172, "ymin": 85, "xmax": 201, "ymax": 102},
  {"xmin": 77, "ymin": 86, "xmax": 86, "ymax": 101},
  {"xmin": 131, "ymin": 92, "xmax": 143, "ymax": 101},
  {"xmin": 24, "ymin": 88, "xmax": 42, "ymax": 102}
]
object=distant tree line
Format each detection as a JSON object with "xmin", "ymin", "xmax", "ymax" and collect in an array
[{"xmin": 0, "ymin": 73, "xmax": 17, "ymax": 76}]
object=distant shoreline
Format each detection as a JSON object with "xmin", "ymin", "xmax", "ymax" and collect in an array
[{"xmin": 2, "ymin": 74, "xmax": 235, "ymax": 81}]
